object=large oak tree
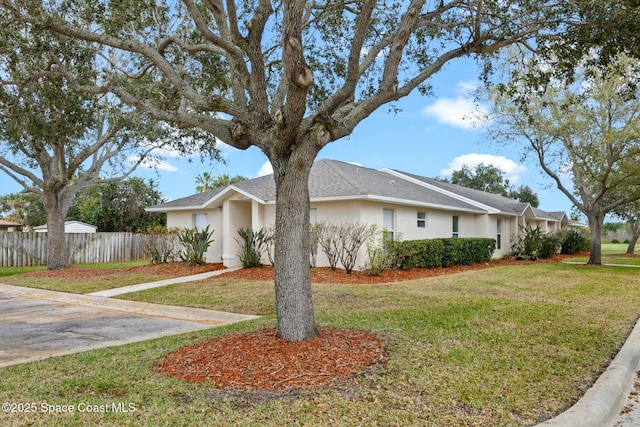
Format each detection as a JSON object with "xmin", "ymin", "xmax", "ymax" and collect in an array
[
  {"xmin": 0, "ymin": 21, "xmax": 219, "ymax": 270},
  {"xmin": 489, "ymin": 53, "xmax": 640, "ymax": 265},
  {"xmin": 1, "ymin": 0, "xmax": 579, "ymax": 341}
]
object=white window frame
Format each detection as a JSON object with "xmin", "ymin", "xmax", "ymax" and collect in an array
[
  {"xmin": 452, "ymin": 215, "xmax": 459, "ymax": 238},
  {"xmin": 417, "ymin": 211, "xmax": 426, "ymax": 228},
  {"xmin": 496, "ymin": 218, "xmax": 502, "ymax": 250},
  {"xmin": 383, "ymin": 208, "xmax": 395, "ymax": 241},
  {"xmin": 194, "ymin": 213, "xmax": 207, "ymax": 232}
]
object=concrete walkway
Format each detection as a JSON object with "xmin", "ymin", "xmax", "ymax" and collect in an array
[
  {"xmin": 87, "ymin": 267, "xmax": 240, "ymax": 297},
  {"xmin": 0, "ymin": 282, "xmax": 259, "ymax": 368}
]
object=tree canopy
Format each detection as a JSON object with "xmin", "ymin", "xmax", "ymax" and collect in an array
[
  {"xmin": 0, "ymin": 17, "xmax": 220, "ymax": 269},
  {"xmin": 195, "ymin": 173, "xmax": 246, "ymax": 193},
  {"xmin": 448, "ymin": 163, "xmax": 540, "ymax": 207},
  {"xmin": 489, "ymin": 53, "xmax": 640, "ymax": 264}
]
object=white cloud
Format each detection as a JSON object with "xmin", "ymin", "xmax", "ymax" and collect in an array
[
  {"xmin": 257, "ymin": 161, "xmax": 273, "ymax": 177},
  {"xmin": 421, "ymin": 80, "xmax": 491, "ymax": 130},
  {"xmin": 128, "ymin": 155, "xmax": 179, "ymax": 172},
  {"xmin": 440, "ymin": 153, "xmax": 526, "ymax": 183},
  {"xmin": 347, "ymin": 161, "xmax": 363, "ymax": 167}
]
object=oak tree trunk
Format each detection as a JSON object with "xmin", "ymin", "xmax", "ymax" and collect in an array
[
  {"xmin": 587, "ymin": 213, "xmax": 604, "ymax": 265},
  {"xmin": 626, "ymin": 219, "xmax": 640, "ymax": 254},
  {"xmin": 43, "ymin": 188, "xmax": 70, "ymax": 270},
  {"xmin": 271, "ymin": 154, "xmax": 319, "ymax": 342}
]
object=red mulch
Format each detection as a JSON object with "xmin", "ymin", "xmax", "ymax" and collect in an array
[
  {"xmin": 217, "ymin": 253, "xmax": 579, "ymax": 285},
  {"xmin": 156, "ymin": 328, "xmax": 387, "ymax": 391}
]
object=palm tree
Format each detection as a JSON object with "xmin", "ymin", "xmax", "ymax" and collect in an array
[{"xmin": 195, "ymin": 172, "xmax": 215, "ymax": 193}]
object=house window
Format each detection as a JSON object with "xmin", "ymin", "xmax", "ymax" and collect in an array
[
  {"xmin": 417, "ymin": 211, "xmax": 426, "ymax": 228},
  {"xmin": 383, "ymin": 208, "xmax": 395, "ymax": 241},
  {"xmin": 194, "ymin": 214, "xmax": 207, "ymax": 231},
  {"xmin": 452, "ymin": 215, "xmax": 459, "ymax": 238},
  {"xmin": 496, "ymin": 219, "xmax": 502, "ymax": 250}
]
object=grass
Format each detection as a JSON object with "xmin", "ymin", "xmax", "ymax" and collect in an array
[
  {"xmin": 563, "ymin": 243, "xmax": 640, "ymax": 265},
  {"xmin": 0, "ymin": 260, "xmax": 163, "ymax": 294},
  {"xmin": 0, "ymin": 266, "xmax": 44, "ymax": 277},
  {"xmin": 2, "ymin": 262, "xmax": 640, "ymax": 425}
]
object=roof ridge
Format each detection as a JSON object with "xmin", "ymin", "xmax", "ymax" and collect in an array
[{"xmin": 320, "ymin": 159, "xmax": 365, "ymax": 194}]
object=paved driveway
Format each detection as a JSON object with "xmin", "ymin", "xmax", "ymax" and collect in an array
[{"xmin": 0, "ymin": 284, "xmax": 259, "ymax": 368}]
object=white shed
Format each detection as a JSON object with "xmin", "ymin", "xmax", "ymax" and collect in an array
[{"xmin": 33, "ymin": 221, "xmax": 98, "ymax": 233}]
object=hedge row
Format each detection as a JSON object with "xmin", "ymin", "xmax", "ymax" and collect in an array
[{"xmin": 388, "ymin": 238, "xmax": 497, "ymax": 270}]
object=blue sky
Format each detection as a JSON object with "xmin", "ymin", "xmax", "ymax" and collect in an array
[{"xmin": 0, "ymin": 57, "xmax": 575, "ymax": 215}]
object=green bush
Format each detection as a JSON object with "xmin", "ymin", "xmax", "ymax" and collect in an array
[
  {"xmin": 512, "ymin": 225, "xmax": 559, "ymax": 260},
  {"xmin": 558, "ymin": 229, "xmax": 590, "ymax": 254},
  {"xmin": 389, "ymin": 238, "xmax": 495, "ymax": 270},
  {"xmin": 179, "ymin": 226, "xmax": 214, "ymax": 266},
  {"xmin": 236, "ymin": 227, "xmax": 271, "ymax": 268},
  {"xmin": 539, "ymin": 233, "xmax": 561, "ymax": 259},
  {"xmin": 361, "ymin": 235, "xmax": 394, "ymax": 276}
]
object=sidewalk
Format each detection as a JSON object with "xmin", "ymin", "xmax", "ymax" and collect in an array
[{"xmin": 87, "ymin": 266, "xmax": 240, "ymax": 297}]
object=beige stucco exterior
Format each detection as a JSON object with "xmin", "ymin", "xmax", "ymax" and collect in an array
[
  {"xmin": 152, "ymin": 160, "xmax": 582, "ymax": 270},
  {"xmin": 162, "ymin": 188, "xmax": 568, "ymax": 269}
]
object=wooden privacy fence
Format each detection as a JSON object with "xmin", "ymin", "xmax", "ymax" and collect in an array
[{"xmin": 0, "ymin": 232, "xmax": 172, "ymax": 267}]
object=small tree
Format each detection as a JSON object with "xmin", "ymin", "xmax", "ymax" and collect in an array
[
  {"xmin": 312, "ymin": 221, "xmax": 341, "ymax": 270},
  {"xmin": 337, "ymin": 222, "xmax": 377, "ymax": 274}
]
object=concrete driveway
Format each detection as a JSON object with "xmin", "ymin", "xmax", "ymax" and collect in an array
[{"xmin": 0, "ymin": 284, "xmax": 259, "ymax": 368}]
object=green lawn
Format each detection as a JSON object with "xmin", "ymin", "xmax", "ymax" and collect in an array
[
  {"xmin": 2, "ymin": 262, "xmax": 640, "ymax": 426},
  {"xmin": 0, "ymin": 266, "xmax": 44, "ymax": 277},
  {"xmin": 563, "ymin": 243, "xmax": 640, "ymax": 265},
  {"xmin": 0, "ymin": 260, "xmax": 161, "ymax": 294}
]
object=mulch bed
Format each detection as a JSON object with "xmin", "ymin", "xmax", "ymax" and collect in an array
[
  {"xmin": 156, "ymin": 327, "xmax": 387, "ymax": 391},
  {"xmin": 217, "ymin": 253, "xmax": 578, "ymax": 285}
]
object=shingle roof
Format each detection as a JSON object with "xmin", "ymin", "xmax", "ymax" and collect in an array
[
  {"xmin": 149, "ymin": 159, "xmax": 560, "ymax": 218},
  {"xmin": 388, "ymin": 170, "xmax": 533, "ymax": 215},
  {"xmin": 149, "ymin": 159, "xmax": 484, "ymax": 212}
]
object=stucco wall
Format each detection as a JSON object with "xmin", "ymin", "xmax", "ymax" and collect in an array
[{"xmin": 166, "ymin": 209, "xmax": 223, "ymax": 264}]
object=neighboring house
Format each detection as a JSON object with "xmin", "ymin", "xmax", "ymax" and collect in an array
[
  {"xmin": 147, "ymin": 159, "xmax": 580, "ymax": 269},
  {"xmin": 33, "ymin": 221, "xmax": 98, "ymax": 233},
  {"xmin": 0, "ymin": 219, "xmax": 22, "ymax": 232}
]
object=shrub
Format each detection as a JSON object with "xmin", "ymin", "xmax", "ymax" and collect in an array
[
  {"xmin": 236, "ymin": 227, "xmax": 271, "ymax": 268},
  {"xmin": 388, "ymin": 238, "xmax": 495, "ymax": 270},
  {"xmin": 389, "ymin": 239, "xmax": 444, "ymax": 270},
  {"xmin": 558, "ymin": 229, "xmax": 590, "ymax": 254},
  {"xmin": 142, "ymin": 226, "xmax": 181, "ymax": 264},
  {"xmin": 361, "ymin": 231, "xmax": 394, "ymax": 276},
  {"xmin": 179, "ymin": 226, "xmax": 214, "ymax": 266},
  {"xmin": 512, "ymin": 225, "xmax": 560, "ymax": 260},
  {"xmin": 539, "ymin": 233, "xmax": 561, "ymax": 259},
  {"xmin": 611, "ymin": 239, "xmax": 621, "ymax": 244},
  {"xmin": 312, "ymin": 221, "xmax": 341, "ymax": 270}
]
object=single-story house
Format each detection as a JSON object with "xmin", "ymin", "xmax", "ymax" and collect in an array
[
  {"xmin": 0, "ymin": 219, "xmax": 22, "ymax": 232},
  {"xmin": 33, "ymin": 220, "xmax": 98, "ymax": 233},
  {"xmin": 147, "ymin": 159, "xmax": 580, "ymax": 269}
]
